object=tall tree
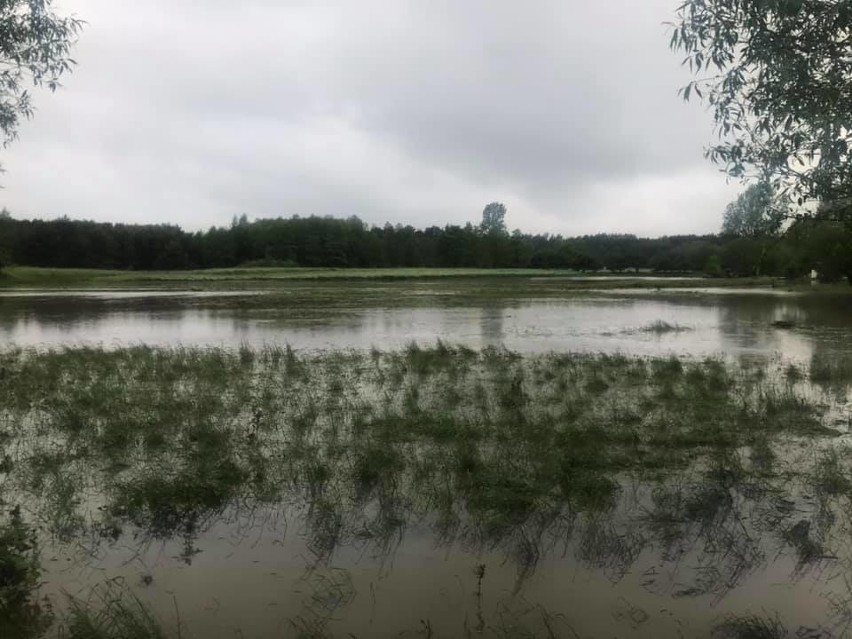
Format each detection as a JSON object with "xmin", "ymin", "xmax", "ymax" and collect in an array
[
  {"xmin": 671, "ymin": 1, "xmax": 852, "ymax": 218},
  {"xmin": 722, "ymin": 181, "xmax": 784, "ymax": 238},
  {"xmin": 0, "ymin": 207, "xmax": 9, "ymax": 274},
  {"xmin": 480, "ymin": 202, "xmax": 507, "ymax": 235},
  {"xmin": 721, "ymin": 181, "xmax": 784, "ymax": 276},
  {"xmin": 786, "ymin": 212, "xmax": 852, "ymax": 282},
  {"xmin": 0, "ymin": 1, "xmax": 82, "ymax": 148}
]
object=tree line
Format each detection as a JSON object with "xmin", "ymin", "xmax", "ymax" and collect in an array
[
  {"xmin": 1, "ymin": 1, "xmax": 851, "ymax": 285},
  {"xmin": 0, "ymin": 208, "xmax": 849, "ymax": 282}
]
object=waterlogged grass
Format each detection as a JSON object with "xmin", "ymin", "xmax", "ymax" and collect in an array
[
  {"xmin": 0, "ymin": 265, "xmax": 789, "ymax": 292},
  {"xmin": 0, "ymin": 345, "xmax": 837, "ymax": 544},
  {"xmin": 62, "ymin": 584, "xmax": 171, "ymax": 639},
  {"xmin": 712, "ymin": 614, "xmax": 786, "ymax": 639},
  {"xmin": 0, "ymin": 344, "xmax": 850, "ymax": 636},
  {"xmin": 811, "ymin": 351, "xmax": 852, "ymax": 387},
  {"xmin": 0, "ymin": 266, "xmax": 581, "ymax": 288},
  {"xmin": 0, "ymin": 508, "xmax": 52, "ymax": 638},
  {"xmin": 636, "ymin": 319, "xmax": 691, "ymax": 334}
]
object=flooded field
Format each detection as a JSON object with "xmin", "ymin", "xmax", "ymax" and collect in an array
[
  {"xmin": 1, "ymin": 279, "xmax": 851, "ymax": 364},
  {"xmin": 1, "ymin": 278, "xmax": 851, "ymax": 638}
]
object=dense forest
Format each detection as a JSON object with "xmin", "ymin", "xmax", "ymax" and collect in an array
[{"xmin": 0, "ymin": 209, "xmax": 850, "ymax": 282}]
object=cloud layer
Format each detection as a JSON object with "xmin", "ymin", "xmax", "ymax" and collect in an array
[{"xmin": 1, "ymin": 0, "xmax": 743, "ymax": 235}]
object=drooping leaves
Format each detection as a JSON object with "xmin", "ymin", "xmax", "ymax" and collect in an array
[
  {"xmin": 672, "ymin": 0, "xmax": 852, "ymax": 218},
  {"xmin": 0, "ymin": 0, "xmax": 83, "ymax": 146}
]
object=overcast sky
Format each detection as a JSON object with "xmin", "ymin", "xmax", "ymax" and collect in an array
[{"xmin": 1, "ymin": 0, "xmax": 745, "ymax": 237}]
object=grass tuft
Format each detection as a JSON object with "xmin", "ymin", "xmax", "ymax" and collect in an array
[{"xmin": 64, "ymin": 583, "xmax": 172, "ymax": 639}]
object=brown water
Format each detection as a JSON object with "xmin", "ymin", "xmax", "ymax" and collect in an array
[
  {"xmin": 39, "ymin": 502, "xmax": 829, "ymax": 638},
  {"xmin": 3, "ymin": 280, "xmax": 852, "ymax": 638}
]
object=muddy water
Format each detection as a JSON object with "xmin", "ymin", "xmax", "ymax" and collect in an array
[
  {"xmin": 38, "ymin": 504, "xmax": 828, "ymax": 638},
  {"xmin": 3, "ymin": 281, "xmax": 852, "ymax": 637},
  {"xmin": 1, "ymin": 284, "xmax": 851, "ymax": 364}
]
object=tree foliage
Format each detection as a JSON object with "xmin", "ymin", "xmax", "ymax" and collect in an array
[
  {"xmin": 787, "ymin": 201, "xmax": 852, "ymax": 281},
  {"xmin": 0, "ymin": 0, "xmax": 82, "ymax": 146},
  {"xmin": 671, "ymin": 0, "xmax": 852, "ymax": 217},
  {"xmin": 722, "ymin": 181, "xmax": 784, "ymax": 237},
  {"xmin": 480, "ymin": 202, "xmax": 507, "ymax": 235},
  {"xmin": 0, "ymin": 211, "xmax": 848, "ymax": 281}
]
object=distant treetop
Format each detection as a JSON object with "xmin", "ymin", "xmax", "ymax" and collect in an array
[
  {"xmin": 481, "ymin": 202, "xmax": 507, "ymax": 235},
  {"xmin": 722, "ymin": 181, "xmax": 784, "ymax": 238}
]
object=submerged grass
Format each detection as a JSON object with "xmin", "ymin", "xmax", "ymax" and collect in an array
[
  {"xmin": 636, "ymin": 320, "xmax": 691, "ymax": 334},
  {"xmin": 0, "ymin": 344, "xmax": 849, "ymax": 636},
  {"xmin": 0, "ymin": 266, "xmax": 582, "ymax": 288},
  {"xmin": 62, "ymin": 585, "xmax": 172, "ymax": 639},
  {"xmin": 0, "ymin": 265, "xmax": 786, "ymax": 289},
  {"xmin": 0, "ymin": 346, "xmax": 836, "ymax": 540},
  {"xmin": 0, "ymin": 507, "xmax": 52, "ymax": 638},
  {"xmin": 811, "ymin": 351, "xmax": 852, "ymax": 387},
  {"xmin": 711, "ymin": 613, "xmax": 786, "ymax": 639}
]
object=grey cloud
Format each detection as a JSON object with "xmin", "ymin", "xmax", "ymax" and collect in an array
[{"xmin": 1, "ymin": 0, "xmax": 740, "ymax": 236}]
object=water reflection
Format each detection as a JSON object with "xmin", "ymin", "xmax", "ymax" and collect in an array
[
  {"xmin": 480, "ymin": 305, "xmax": 504, "ymax": 342},
  {"xmin": 2, "ymin": 288, "xmax": 850, "ymax": 365},
  {"xmin": 714, "ymin": 296, "xmax": 812, "ymax": 362}
]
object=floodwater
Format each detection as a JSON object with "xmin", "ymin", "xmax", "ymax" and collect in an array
[
  {"xmin": 1, "ymin": 282, "xmax": 851, "ymax": 365},
  {"xmin": 38, "ymin": 500, "xmax": 834, "ymax": 638},
  {"xmin": 2, "ymin": 279, "xmax": 852, "ymax": 638}
]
